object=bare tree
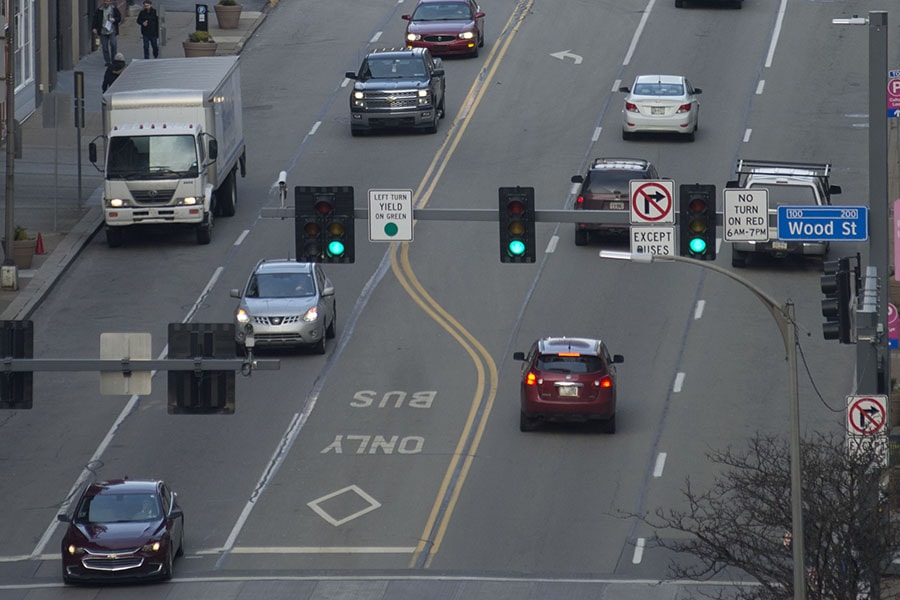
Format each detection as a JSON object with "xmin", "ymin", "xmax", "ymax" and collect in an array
[{"xmin": 642, "ymin": 431, "xmax": 896, "ymax": 600}]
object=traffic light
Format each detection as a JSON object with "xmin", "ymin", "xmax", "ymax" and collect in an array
[
  {"xmin": 679, "ymin": 184, "xmax": 717, "ymax": 260},
  {"xmin": 821, "ymin": 257, "xmax": 853, "ymax": 344},
  {"xmin": 295, "ymin": 186, "xmax": 355, "ymax": 263},
  {"xmin": 168, "ymin": 323, "xmax": 236, "ymax": 415},
  {"xmin": 0, "ymin": 320, "xmax": 32, "ymax": 409},
  {"xmin": 499, "ymin": 186, "xmax": 536, "ymax": 263}
]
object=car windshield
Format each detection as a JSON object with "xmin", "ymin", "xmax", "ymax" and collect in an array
[
  {"xmin": 247, "ymin": 272, "xmax": 316, "ymax": 298},
  {"xmin": 632, "ymin": 82, "xmax": 685, "ymax": 96},
  {"xmin": 536, "ymin": 354, "xmax": 605, "ymax": 374},
  {"xmin": 363, "ymin": 57, "xmax": 428, "ymax": 79},
  {"xmin": 412, "ymin": 2, "xmax": 472, "ymax": 20},
  {"xmin": 750, "ymin": 183, "xmax": 818, "ymax": 207},
  {"xmin": 75, "ymin": 493, "xmax": 161, "ymax": 523},
  {"xmin": 587, "ymin": 171, "xmax": 643, "ymax": 194}
]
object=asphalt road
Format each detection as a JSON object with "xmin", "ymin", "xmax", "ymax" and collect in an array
[{"xmin": 0, "ymin": 0, "xmax": 882, "ymax": 597}]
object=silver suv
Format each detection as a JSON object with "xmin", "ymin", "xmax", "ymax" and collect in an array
[{"xmin": 230, "ymin": 260, "xmax": 336, "ymax": 354}]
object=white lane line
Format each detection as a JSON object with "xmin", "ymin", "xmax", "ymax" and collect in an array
[
  {"xmin": 234, "ymin": 229, "xmax": 249, "ymax": 246},
  {"xmin": 673, "ymin": 372, "xmax": 685, "ymax": 393},
  {"xmin": 370, "ymin": 31, "xmax": 382, "ymax": 44},
  {"xmin": 756, "ymin": 80, "xmax": 765, "ymax": 95},
  {"xmin": 623, "ymin": 0, "xmax": 656, "ymax": 66},
  {"xmin": 653, "ymin": 452, "xmax": 667, "ymax": 478},
  {"xmin": 632, "ymin": 538, "xmax": 646, "ymax": 563},
  {"xmin": 546, "ymin": 235, "xmax": 559, "ymax": 254},
  {"xmin": 694, "ymin": 299, "xmax": 705, "ymax": 320},
  {"xmin": 764, "ymin": 0, "xmax": 788, "ymax": 68},
  {"xmin": 743, "ymin": 129, "xmax": 752, "ymax": 143}
]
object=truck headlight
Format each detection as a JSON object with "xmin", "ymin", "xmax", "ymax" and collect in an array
[
  {"xmin": 180, "ymin": 196, "xmax": 199, "ymax": 206},
  {"xmin": 108, "ymin": 198, "xmax": 127, "ymax": 208}
]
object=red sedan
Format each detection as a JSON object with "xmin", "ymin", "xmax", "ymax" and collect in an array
[
  {"xmin": 403, "ymin": 0, "xmax": 485, "ymax": 58},
  {"xmin": 514, "ymin": 337, "xmax": 624, "ymax": 433},
  {"xmin": 57, "ymin": 478, "xmax": 184, "ymax": 584}
]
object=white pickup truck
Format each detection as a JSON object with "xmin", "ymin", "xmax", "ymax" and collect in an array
[{"xmin": 725, "ymin": 159, "xmax": 842, "ymax": 268}]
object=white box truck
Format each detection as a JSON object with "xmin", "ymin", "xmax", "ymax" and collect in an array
[{"xmin": 90, "ymin": 56, "xmax": 246, "ymax": 247}]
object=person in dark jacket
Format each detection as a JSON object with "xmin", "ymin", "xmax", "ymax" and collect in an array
[
  {"xmin": 92, "ymin": 0, "xmax": 123, "ymax": 67},
  {"xmin": 137, "ymin": 0, "xmax": 160, "ymax": 59},
  {"xmin": 102, "ymin": 53, "xmax": 127, "ymax": 92}
]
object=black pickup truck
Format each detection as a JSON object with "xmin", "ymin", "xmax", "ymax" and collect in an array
[{"xmin": 345, "ymin": 47, "xmax": 446, "ymax": 136}]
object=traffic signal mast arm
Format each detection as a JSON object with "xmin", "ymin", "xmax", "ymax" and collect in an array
[{"xmin": 0, "ymin": 358, "xmax": 280, "ymax": 372}]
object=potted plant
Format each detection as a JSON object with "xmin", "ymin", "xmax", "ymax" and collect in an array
[
  {"xmin": 182, "ymin": 30, "xmax": 218, "ymax": 57},
  {"xmin": 9, "ymin": 226, "xmax": 36, "ymax": 269},
  {"xmin": 214, "ymin": 0, "xmax": 243, "ymax": 30}
]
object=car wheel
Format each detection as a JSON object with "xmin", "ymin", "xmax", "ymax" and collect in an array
[
  {"xmin": 602, "ymin": 415, "xmax": 616, "ymax": 434},
  {"xmin": 216, "ymin": 168, "xmax": 237, "ymax": 217},
  {"xmin": 196, "ymin": 213, "xmax": 213, "ymax": 245},
  {"xmin": 732, "ymin": 250, "xmax": 748, "ymax": 268},
  {"xmin": 313, "ymin": 335, "xmax": 326, "ymax": 355},
  {"xmin": 326, "ymin": 306, "xmax": 336, "ymax": 339},
  {"xmin": 675, "ymin": 0, "xmax": 683, "ymax": 6},
  {"xmin": 685, "ymin": 130, "xmax": 695, "ymax": 142},
  {"xmin": 471, "ymin": 45, "xmax": 479, "ymax": 58},
  {"xmin": 62, "ymin": 564, "xmax": 74, "ymax": 585},
  {"xmin": 519, "ymin": 411, "xmax": 539, "ymax": 432},
  {"xmin": 106, "ymin": 226, "xmax": 125, "ymax": 248},
  {"xmin": 350, "ymin": 127, "xmax": 364, "ymax": 137},
  {"xmin": 161, "ymin": 545, "xmax": 174, "ymax": 580},
  {"xmin": 438, "ymin": 95, "xmax": 446, "ymax": 119},
  {"xmin": 425, "ymin": 112, "xmax": 439, "ymax": 134},
  {"xmin": 622, "ymin": 130, "xmax": 633, "ymax": 141},
  {"xmin": 175, "ymin": 524, "xmax": 185, "ymax": 557},
  {"xmin": 575, "ymin": 229, "xmax": 589, "ymax": 246}
]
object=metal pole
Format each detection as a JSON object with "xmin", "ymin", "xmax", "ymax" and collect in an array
[
  {"xmin": 3, "ymin": 0, "xmax": 14, "ymax": 267},
  {"xmin": 599, "ymin": 251, "xmax": 806, "ymax": 600},
  {"xmin": 869, "ymin": 11, "xmax": 890, "ymax": 395}
]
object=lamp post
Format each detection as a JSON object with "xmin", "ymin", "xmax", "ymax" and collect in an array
[{"xmin": 600, "ymin": 250, "xmax": 806, "ymax": 600}]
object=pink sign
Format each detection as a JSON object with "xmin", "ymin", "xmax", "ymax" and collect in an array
[
  {"xmin": 894, "ymin": 200, "xmax": 900, "ymax": 280},
  {"xmin": 889, "ymin": 303, "xmax": 899, "ymax": 350}
]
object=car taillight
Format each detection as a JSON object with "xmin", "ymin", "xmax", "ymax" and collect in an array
[
  {"xmin": 576, "ymin": 196, "xmax": 584, "ymax": 208},
  {"xmin": 676, "ymin": 103, "xmax": 692, "ymax": 114},
  {"xmin": 625, "ymin": 101, "xmax": 639, "ymax": 113},
  {"xmin": 525, "ymin": 371, "xmax": 538, "ymax": 386},
  {"xmin": 598, "ymin": 376, "xmax": 612, "ymax": 388}
]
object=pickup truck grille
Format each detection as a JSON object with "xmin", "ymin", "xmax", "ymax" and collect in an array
[
  {"xmin": 131, "ymin": 189, "xmax": 176, "ymax": 205},
  {"xmin": 364, "ymin": 91, "xmax": 419, "ymax": 110}
]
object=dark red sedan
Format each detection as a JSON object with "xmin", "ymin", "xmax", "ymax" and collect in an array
[
  {"xmin": 403, "ymin": 0, "xmax": 485, "ymax": 58},
  {"xmin": 514, "ymin": 337, "xmax": 624, "ymax": 433},
  {"xmin": 57, "ymin": 478, "xmax": 184, "ymax": 584}
]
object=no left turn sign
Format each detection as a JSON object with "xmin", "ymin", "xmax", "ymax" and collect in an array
[{"xmin": 630, "ymin": 180, "xmax": 675, "ymax": 224}]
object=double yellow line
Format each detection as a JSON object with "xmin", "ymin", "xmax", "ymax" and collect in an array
[{"xmin": 387, "ymin": 0, "xmax": 535, "ymax": 568}]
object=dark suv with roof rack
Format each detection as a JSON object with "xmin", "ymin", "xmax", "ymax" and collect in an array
[
  {"xmin": 571, "ymin": 157, "xmax": 659, "ymax": 245},
  {"xmin": 345, "ymin": 47, "xmax": 446, "ymax": 136}
]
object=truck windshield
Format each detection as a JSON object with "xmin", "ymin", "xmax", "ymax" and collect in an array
[{"xmin": 107, "ymin": 134, "xmax": 198, "ymax": 179}]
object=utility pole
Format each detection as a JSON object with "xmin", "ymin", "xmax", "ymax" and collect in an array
[{"xmin": 2, "ymin": 0, "xmax": 15, "ymax": 272}]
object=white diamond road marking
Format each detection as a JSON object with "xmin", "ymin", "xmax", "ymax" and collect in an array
[{"xmin": 307, "ymin": 484, "xmax": 382, "ymax": 526}]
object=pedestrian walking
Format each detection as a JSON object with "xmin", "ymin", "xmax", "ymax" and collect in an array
[
  {"xmin": 137, "ymin": 0, "xmax": 160, "ymax": 59},
  {"xmin": 92, "ymin": 0, "xmax": 123, "ymax": 67},
  {"xmin": 102, "ymin": 53, "xmax": 127, "ymax": 92}
]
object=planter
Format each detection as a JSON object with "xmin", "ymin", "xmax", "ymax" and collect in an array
[
  {"xmin": 214, "ymin": 4, "xmax": 243, "ymax": 29},
  {"xmin": 182, "ymin": 41, "xmax": 219, "ymax": 57},
  {"xmin": 11, "ymin": 238, "xmax": 36, "ymax": 269}
]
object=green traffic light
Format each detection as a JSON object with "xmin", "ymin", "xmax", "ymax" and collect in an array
[
  {"xmin": 508, "ymin": 240, "xmax": 526, "ymax": 257},
  {"xmin": 327, "ymin": 240, "xmax": 346, "ymax": 257},
  {"xmin": 688, "ymin": 237, "xmax": 707, "ymax": 254}
]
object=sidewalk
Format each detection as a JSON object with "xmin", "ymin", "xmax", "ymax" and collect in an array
[{"xmin": 0, "ymin": 2, "xmax": 271, "ymax": 321}]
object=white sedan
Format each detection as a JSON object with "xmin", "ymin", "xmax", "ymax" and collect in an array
[{"xmin": 619, "ymin": 74, "xmax": 702, "ymax": 142}]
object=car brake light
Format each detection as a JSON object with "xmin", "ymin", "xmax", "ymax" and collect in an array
[
  {"xmin": 557, "ymin": 352, "xmax": 580, "ymax": 357},
  {"xmin": 598, "ymin": 376, "xmax": 612, "ymax": 388},
  {"xmin": 676, "ymin": 103, "xmax": 692, "ymax": 114},
  {"xmin": 625, "ymin": 101, "xmax": 639, "ymax": 113},
  {"xmin": 525, "ymin": 371, "xmax": 537, "ymax": 386},
  {"xmin": 576, "ymin": 196, "xmax": 584, "ymax": 208}
]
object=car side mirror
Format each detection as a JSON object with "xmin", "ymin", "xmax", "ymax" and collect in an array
[
  {"xmin": 571, "ymin": 175, "xmax": 584, "ymax": 184},
  {"xmin": 401, "ymin": 13, "xmax": 411, "ymax": 20},
  {"xmin": 618, "ymin": 86, "xmax": 630, "ymax": 93},
  {"xmin": 433, "ymin": 67, "xmax": 444, "ymax": 77},
  {"xmin": 694, "ymin": 88, "xmax": 703, "ymax": 94},
  {"xmin": 513, "ymin": 351, "xmax": 526, "ymax": 361},
  {"xmin": 89, "ymin": 142, "xmax": 97, "ymax": 164},
  {"xmin": 345, "ymin": 71, "xmax": 358, "ymax": 80},
  {"xmin": 612, "ymin": 354, "xmax": 624, "ymax": 364},
  {"xmin": 725, "ymin": 180, "xmax": 739, "ymax": 188},
  {"xmin": 57, "ymin": 513, "xmax": 72, "ymax": 523},
  {"xmin": 829, "ymin": 185, "xmax": 842, "ymax": 195},
  {"xmin": 230, "ymin": 288, "xmax": 241, "ymax": 299}
]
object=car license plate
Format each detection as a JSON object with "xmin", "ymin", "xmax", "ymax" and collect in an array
[
  {"xmin": 651, "ymin": 107, "xmax": 666, "ymax": 115},
  {"xmin": 609, "ymin": 201, "xmax": 625, "ymax": 210},
  {"xmin": 772, "ymin": 241, "xmax": 788, "ymax": 250},
  {"xmin": 558, "ymin": 386, "xmax": 579, "ymax": 397}
]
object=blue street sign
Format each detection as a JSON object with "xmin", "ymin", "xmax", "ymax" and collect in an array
[{"xmin": 777, "ymin": 206, "xmax": 868, "ymax": 241}]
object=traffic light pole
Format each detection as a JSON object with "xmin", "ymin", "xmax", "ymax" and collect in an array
[{"xmin": 600, "ymin": 250, "xmax": 806, "ymax": 600}]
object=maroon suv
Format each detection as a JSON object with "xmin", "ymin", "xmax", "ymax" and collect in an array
[
  {"xmin": 514, "ymin": 337, "xmax": 624, "ymax": 433},
  {"xmin": 572, "ymin": 157, "xmax": 659, "ymax": 245},
  {"xmin": 403, "ymin": 0, "xmax": 486, "ymax": 58}
]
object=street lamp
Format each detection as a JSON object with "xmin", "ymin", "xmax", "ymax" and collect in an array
[{"xmin": 600, "ymin": 250, "xmax": 806, "ymax": 600}]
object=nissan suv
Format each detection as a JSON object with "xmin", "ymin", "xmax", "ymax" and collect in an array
[
  {"xmin": 345, "ymin": 47, "xmax": 446, "ymax": 136},
  {"xmin": 571, "ymin": 157, "xmax": 659, "ymax": 245}
]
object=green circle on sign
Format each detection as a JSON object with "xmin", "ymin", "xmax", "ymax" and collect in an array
[{"xmin": 384, "ymin": 222, "xmax": 399, "ymax": 237}]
